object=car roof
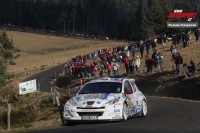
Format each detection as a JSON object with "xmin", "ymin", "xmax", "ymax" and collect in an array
[{"xmin": 87, "ymin": 77, "xmax": 135, "ymax": 84}]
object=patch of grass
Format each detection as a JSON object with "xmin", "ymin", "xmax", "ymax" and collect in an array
[
  {"xmin": 9, "ymin": 92, "xmax": 18, "ymax": 103},
  {"xmin": 23, "ymin": 123, "xmax": 33, "ymax": 128},
  {"xmin": 39, "ymin": 97, "xmax": 53, "ymax": 111},
  {"xmin": 0, "ymin": 105, "xmax": 37, "ymax": 129},
  {"xmin": 40, "ymin": 97, "xmax": 53, "ymax": 105}
]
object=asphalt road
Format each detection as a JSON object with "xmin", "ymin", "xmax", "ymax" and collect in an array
[
  {"xmin": 23, "ymin": 66, "xmax": 200, "ymax": 133},
  {"xmin": 28, "ymin": 96, "xmax": 200, "ymax": 133},
  {"xmin": 23, "ymin": 64, "xmax": 68, "ymax": 93}
]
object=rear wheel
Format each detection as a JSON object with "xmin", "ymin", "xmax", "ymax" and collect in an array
[
  {"xmin": 122, "ymin": 103, "xmax": 128, "ymax": 121},
  {"xmin": 141, "ymin": 100, "xmax": 147, "ymax": 118}
]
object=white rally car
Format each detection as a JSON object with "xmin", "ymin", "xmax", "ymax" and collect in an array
[{"xmin": 64, "ymin": 77, "xmax": 147, "ymax": 125}]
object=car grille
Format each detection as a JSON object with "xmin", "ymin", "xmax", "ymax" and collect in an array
[
  {"xmin": 77, "ymin": 112, "xmax": 104, "ymax": 116},
  {"xmin": 87, "ymin": 101, "xmax": 95, "ymax": 105}
]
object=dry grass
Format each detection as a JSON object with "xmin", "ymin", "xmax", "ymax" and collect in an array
[{"xmin": 2, "ymin": 30, "xmax": 125, "ymax": 72}]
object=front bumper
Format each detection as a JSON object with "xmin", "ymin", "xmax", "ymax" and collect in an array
[{"xmin": 64, "ymin": 105, "xmax": 123, "ymax": 121}]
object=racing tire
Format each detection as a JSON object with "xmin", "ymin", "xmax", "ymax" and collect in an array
[
  {"xmin": 122, "ymin": 103, "xmax": 128, "ymax": 121},
  {"xmin": 140, "ymin": 100, "xmax": 147, "ymax": 118}
]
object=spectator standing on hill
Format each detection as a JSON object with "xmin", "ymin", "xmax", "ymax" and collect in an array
[
  {"xmin": 177, "ymin": 33, "xmax": 181, "ymax": 44},
  {"xmin": 126, "ymin": 49, "xmax": 130, "ymax": 57},
  {"xmin": 175, "ymin": 52, "xmax": 183, "ymax": 75},
  {"xmin": 172, "ymin": 34, "xmax": 178, "ymax": 46},
  {"xmin": 195, "ymin": 28, "xmax": 199, "ymax": 42},
  {"xmin": 140, "ymin": 40, "xmax": 144, "ymax": 58},
  {"xmin": 146, "ymin": 40, "xmax": 150, "ymax": 55},
  {"xmin": 131, "ymin": 57, "xmax": 136, "ymax": 74},
  {"xmin": 152, "ymin": 50, "xmax": 158, "ymax": 68},
  {"xmin": 131, "ymin": 46, "xmax": 136, "ymax": 57},
  {"xmin": 186, "ymin": 61, "xmax": 196, "ymax": 77},
  {"xmin": 152, "ymin": 37, "xmax": 157, "ymax": 52},
  {"xmin": 124, "ymin": 56, "xmax": 129, "ymax": 74},
  {"xmin": 134, "ymin": 55, "xmax": 140, "ymax": 74},
  {"xmin": 99, "ymin": 63, "xmax": 104, "ymax": 77},
  {"xmin": 106, "ymin": 62, "xmax": 111, "ymax": 76},
  {"xmin": 184, "ymin": 33, "xmax": 190, "ymax": 47},
  {"xmin": 145, "ymin": 55, "xmax": 154, "ymax": 74},
  {"xmin": 157, "ymin": 52, "xmax": 164, "ymax": 72},
  {"xmin": 170, "ymin": 43, "xmax": 176, "ymax": 60},
  {"xmin": 111, "ymin": 61, "xmax": 119, "ymax": 76}
]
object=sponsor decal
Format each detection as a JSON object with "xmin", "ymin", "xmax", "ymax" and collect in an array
[
  {"xmin": 114, "ymin": 103, "xmax": 121, "ymax": 106},
  {"xmin": 65, "ymin": 104, "xmax": 70, "ymax": 107},
  {"xmin": 102, "ymin": 93, "xmax": 110, "ymax": 100},
  {"xmin": 112, "ymin": 78, "xmax": 120, "ymax": 80},
  {"xmin": 168, "ymin": 10, "xmax": 197, "ymax": 21},
  {"xmin": 64, "ymin": 107, "xmax": 69, "ymax": 109},
  {"xmin": 86, "ymin": 105, "xmax": 92, "ymax": 108},
  {"xmin": 132, "ymin": 110, "xmax": 137, "ymax": 114},
  {"xmin": 136, "ymin": 108, "xmax": 142, "ymax": 112},
  {"xmin": 122, "ymin": 94, "xmax": 126, "ymax": 99},
  {"xmin": 83, "ymin": 101, "xmax": 86, "ymax": 105},
  {"xmin": 114, "ymin": 109, "xmax": 120, "ymax": 114},
  {"xmin": 83, "ymin": 93, "xmax": 110, "ymax": 100},
  {"xmin": 139, "ymin": 93, "xmax": 144, "ymax": 96},
  {"xmin": 97, "ymin": 101, "xmax": 101, "ymax": 104},
  {"xmin": 75, "ymin": 97, "xmax": 82, "ymax": 101},
  {"xmin": 109, "ymin": 112, "xmax": 114, "ymax": 116},
  {"xmin": 112, "ymin": 116, "xmax": 122, "ymax": 119}
]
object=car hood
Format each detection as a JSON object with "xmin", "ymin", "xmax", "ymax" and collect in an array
[{"xmin": 72, "ymin": 93, "xmax": 122, "ymax": 107}]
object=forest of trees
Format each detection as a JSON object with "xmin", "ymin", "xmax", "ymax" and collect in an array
[{"xmin": 0, "ymin": 0, "xmax": 200, "ymax": 40}]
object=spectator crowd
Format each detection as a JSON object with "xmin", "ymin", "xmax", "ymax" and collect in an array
[{"xmin": 61, "ymin": 28, "xmax": 199, "ymax": 79}]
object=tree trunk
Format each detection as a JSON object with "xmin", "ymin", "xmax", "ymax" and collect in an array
[
  {"xmin": 73, "ymin": 13, "xmax": 75, "ymax": 34},
  {"xmin": 64, "ymin": 18, "xmax": 65, "ymax": 33},
  {"xmin": 97, "ymin": 18, "xmax": 99, "ymax": 30},
  {"xmin": 87, "ymin": 17, "xmax": 89, "ymax": 30}
]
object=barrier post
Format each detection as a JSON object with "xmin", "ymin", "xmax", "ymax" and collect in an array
[{"xmin": 7, "ymin": 103, "xmax": 11, "ymax": 131}]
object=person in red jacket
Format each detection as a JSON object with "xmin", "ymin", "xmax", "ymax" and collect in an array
[
  {"xmin": 106, "ymin": 62, "xmax": 111, "ymax": 75},
  {"xmin": 80, "ymin": 55, "xmax": 84, "ymax": 63},
  {"xmin": 124, "ymin": 56, "xmax": 129, "ymax": 74},
  {"xmin": 145, "ymin": 55, "xmax": 154, "ymax": 74}
]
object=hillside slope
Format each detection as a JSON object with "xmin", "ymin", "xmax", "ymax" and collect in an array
[{"xmin": 57, "ymin": 35, "xmax": 200, "ymax": 100}]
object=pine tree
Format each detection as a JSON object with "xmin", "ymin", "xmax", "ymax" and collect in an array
[{"xmin": 0, "ymin": 32, "xmax": 21, "ymax": 88}]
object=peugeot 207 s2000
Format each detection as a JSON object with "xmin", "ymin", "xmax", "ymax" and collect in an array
[{"xmin": 64, "ymin": 77, "xmax": 147, "ymax": 125}]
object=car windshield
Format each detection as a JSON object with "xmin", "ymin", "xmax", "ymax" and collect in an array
[{"xmin": 78, "ymin": 82, "xmax": 122, "ymax": 94}]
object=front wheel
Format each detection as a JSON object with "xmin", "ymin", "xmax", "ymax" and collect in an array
[
  {"xmin": 141, "ymin": 100, "xmax": 147, "ymax": 118},
  {"xmin": 122, "ymin": 103, "xmax": 128, "ymax": 121}
]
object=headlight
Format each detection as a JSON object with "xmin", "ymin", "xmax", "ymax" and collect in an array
[
  {"xmin": 68, "ymin": 98, "xmax": 78, "ymax": 106},
  {"xmin": 105, "ymin": 97, "xmax": 120, "ymax": 105}
]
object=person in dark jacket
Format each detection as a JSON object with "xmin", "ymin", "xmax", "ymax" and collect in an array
[
  {"xmin": 151, "ymin": 50, "xmax": 158, "ymax": 68},
  {"xmin": 186, "ymin": 61, "xmax": 196, "ymax": 77},
  {"xmin": 175, "ymin": 52, "xmax": 183, "ymax": 75},
  {"xmin": 146, "ymin": 40, "xmax": 150, "ymax": 55},
  {"xmin": 140, "ymin": 42, "xmax": 144, "ymax": 58},
  {"xmin": 172, "ymin": 34, "xmax": 178, "ymax": 46}
]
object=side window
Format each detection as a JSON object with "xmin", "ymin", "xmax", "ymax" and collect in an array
[
  {"xmin": 130, "ymin": 81, "xmax": 136, "ymax": 92},
  {"xmin": 124, "ymin": 81, "xmax": 133, "ymax": 94}
]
